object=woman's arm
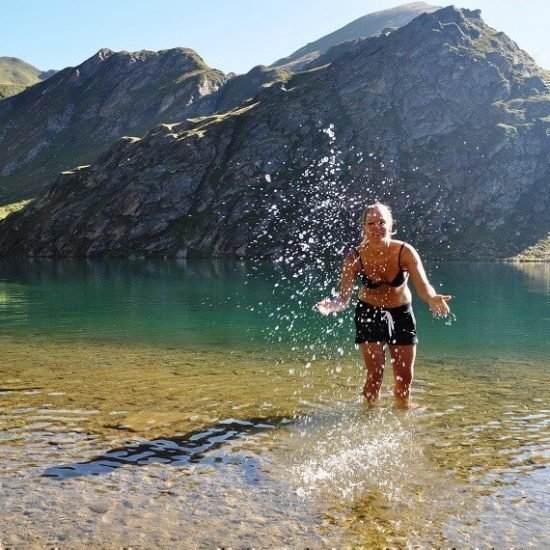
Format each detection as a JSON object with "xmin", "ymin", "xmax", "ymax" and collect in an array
[
  {"xmin": 402, "ymin": 244, "xmax": 452, "ymax": 317},
  {"xmin": 316, "ymin": 251, "xmax": 358, "ymax": 315}
]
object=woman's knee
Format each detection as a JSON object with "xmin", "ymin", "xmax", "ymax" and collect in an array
[
  {"xmin": 389, "ymin": 346, "xmax": 415, "ymax": 383},
  {"xmin": 394, "ymin": 366, "xmax": 413, "ymax": 387}
]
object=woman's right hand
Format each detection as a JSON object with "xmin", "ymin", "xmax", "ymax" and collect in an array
[{"xmin": 315, "ymin": 298, "xmax": 347, "ymax": 316}]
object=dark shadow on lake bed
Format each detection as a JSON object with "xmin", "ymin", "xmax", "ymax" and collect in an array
[{"xmin": 43, "ymin": 417, "xmax": 292, "ymax": 480}]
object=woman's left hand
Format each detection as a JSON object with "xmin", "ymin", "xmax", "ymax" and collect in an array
[
  {"xmin": 428, "ymin": 294, "xmax": 452, "ymax": 317},
  {"xmin": 315, "ymin": 298, "xmax": 347, "ymax": 316}
]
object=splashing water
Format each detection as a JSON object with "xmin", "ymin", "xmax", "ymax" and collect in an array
[
  {"xmin": 244, "ymin": 122, "xmax": 454, "ymax": 405},
  {"xmin": 285, "ymin": 406, "xmax": 421, "ymax": 503},
  {"xmin": 248, "ymin": 125, "xmax": 368, "ymax": 362},
  {"xmin": 240, "ymin": 128, "xmax": 453, "ymax": 516},
  {"xmin": 441, "ymin": 312, "xmax": 457, "ymax": 326}
]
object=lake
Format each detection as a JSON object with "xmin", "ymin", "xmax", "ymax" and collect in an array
[{"xmin": 1, "ymin": 258, "xmax": 548, "ymax": 547}]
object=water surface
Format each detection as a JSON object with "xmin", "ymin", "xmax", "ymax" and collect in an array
[
  {"xmin": 1, "ymin": 259, "xmax": 548, "ymax": 358},
  {"xmin": 0, "ymin": 259, "xmax": 548, "ymax": 547}
]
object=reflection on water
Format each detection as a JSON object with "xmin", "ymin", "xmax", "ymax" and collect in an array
[
  {"xmin": 417, "ymin": 261, "xmax": 550, "ymax": 358},
  {"xmin": 509, "ymin": 261, "xmax": 550, "ymax": 295},
  {"xmin": 0, "ymin": 281, "xmax": 27, "ymax": 326},
  {"xmin": 0, "ymin": 259, "xmax": 549, "ymax": 359}
]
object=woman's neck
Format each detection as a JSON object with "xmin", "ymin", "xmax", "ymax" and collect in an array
[{"xmin": 362, "ymin": 238, "xmax": 391, "ymax": 250}]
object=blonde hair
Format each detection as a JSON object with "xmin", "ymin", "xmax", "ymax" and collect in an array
[{"xmin": 361, "ymin": 202, "xmax": 396, "ymax": 235}]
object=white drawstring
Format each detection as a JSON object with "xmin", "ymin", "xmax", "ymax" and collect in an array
[{"xmin": 382, "ymin": 310, "xmax": 395, "ymax": 338}]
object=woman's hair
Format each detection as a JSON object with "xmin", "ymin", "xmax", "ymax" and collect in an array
[{"xmin": 361, "ymin": 202, "xmax": 396, "ymax": 235}]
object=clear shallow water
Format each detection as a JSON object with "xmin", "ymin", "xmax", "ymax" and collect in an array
[{"xmin": 0, "ymin": 258, "xmax": 549, "ymax": 547}]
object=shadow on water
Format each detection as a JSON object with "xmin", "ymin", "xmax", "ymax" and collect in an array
[{"xmin": 43, "ymin": 417, "xmax": 292, "ymax": 480}]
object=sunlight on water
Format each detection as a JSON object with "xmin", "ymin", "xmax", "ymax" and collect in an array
[{"xmin": 1, "ymin": 336, "xmax": 549, "ymax": 546}]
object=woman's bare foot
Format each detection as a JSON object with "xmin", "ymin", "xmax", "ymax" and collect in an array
[{"xmin": 394, "ymin": 397, "xmax": 425, "ymax": 411}]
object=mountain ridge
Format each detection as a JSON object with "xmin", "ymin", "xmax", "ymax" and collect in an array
[
  {"xmin": 0, "ymin": 47, "xmax": 229, "ymax": 202},
  {"xmin": 0, "ymin": 6, "xmax": 548, "ymax": 260},
  {"xmin": 271, "ymin": 2, "xmax": 441, "ymax": 71},
  {"xmin": 0, "ymin": 3, "xmax": 451, "ymax": 205}
]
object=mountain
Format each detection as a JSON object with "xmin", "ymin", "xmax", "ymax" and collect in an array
[
  {"xmin": 0, "ymin": 3, "xmax": 441, "ymax": 205},
  {"xmin": 0, "ymin": 48, "xmax": 228, "ymax": 203},
  {"xmin": 271, "ymin": 2, "xmax": 440, "ymax": 71},
  {"xmin": 0, "ymin": 57, "xmax": 54, "ymax": 99},
  {"xmin": 0, "ymin": 6, "xmax": 549, "ymax": 260}
]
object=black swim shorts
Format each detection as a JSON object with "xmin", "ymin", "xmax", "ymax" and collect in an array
[{"xmin": 354, "ymin": 300, "xmax": 418, "ymax": 345}]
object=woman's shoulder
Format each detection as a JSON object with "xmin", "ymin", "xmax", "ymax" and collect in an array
[
  {"xmin": 343, "ymin": 247, "xmax": 363, "ymax": 269},
  {"xmin": 392, "ymin": 240, "xmax": 421, "ymax": 264},
  {"xmin": 391, "ymin": 239, "xmax": 416, "ymax": 252}
]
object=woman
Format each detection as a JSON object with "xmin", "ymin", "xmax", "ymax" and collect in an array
[{"xmin": 316, "ymin": 202, "xmax": 451, "ymax": 408}]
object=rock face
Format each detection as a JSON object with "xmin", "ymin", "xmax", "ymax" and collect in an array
[
  {"xmin": 271, "ymin": 2, "xmax": 440, "ymax": 71},
  {"xmin": 213, "ymin": 65, "xmax": 290, "ymax": 113},
  {"xmin": 0, "ymin": 6, "xmax": 549, "ymax": 260},
  {"xmin": 0, "ymin": 48, "xmax": 228, "ymax": 202},
  {"xmin": 0, "ymin": 3, "xmax": 442, "ymax": 205}
]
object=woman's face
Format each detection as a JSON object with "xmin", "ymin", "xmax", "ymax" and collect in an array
[{"xmin": 363, "ymin": 208, "xmax": 391, "ymax": 242}]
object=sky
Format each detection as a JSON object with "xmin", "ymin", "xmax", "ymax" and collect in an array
[{"xmin": 2, "ymin": 1, "xmax": 550, "ymax": 74}]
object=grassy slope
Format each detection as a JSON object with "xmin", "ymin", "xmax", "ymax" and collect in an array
[
  {"xmin": 0, "ymin": 200, "xmax": 33, "ymax": 221},
  {"xmin": 0, "ymin": 57, "xmax": 46, "ymax": 99},
  {"xmin": 0, "ymin": 83, "xmax": 26, "ymax": 99},
  {"xmin": 0, "ymin": 57, "xmax": 42, "ymax": 86}
]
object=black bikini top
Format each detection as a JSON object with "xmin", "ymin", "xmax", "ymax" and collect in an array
[{"xmin": 353, "ymin": 243, "xmax": 408, "ymax": 289}]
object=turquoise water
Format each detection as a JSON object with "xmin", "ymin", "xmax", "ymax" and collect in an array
[
  {"xmin": 0, "ymin": 258, "xmax": 548, "ymax": 360},
  {"xmin": 1, "ymin": 258, "xmax": 549, "ymax": 547}
]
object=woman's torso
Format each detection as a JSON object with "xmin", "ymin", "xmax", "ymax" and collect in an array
[{"xmin": 353, "ymin": 240, "xmax": 412, "ymax": 308}]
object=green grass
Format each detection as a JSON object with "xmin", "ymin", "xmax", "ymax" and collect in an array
[
  {"xmin": 0, "ymin": 199, "xmax": 33, "ymax": 221},
  {"xmin": 509, "ymin": 234, "xmax": 550, "ymax": 262},
  {"xmin": 0, "ymin": 57, "xmax": 43, "ymax": 87},
  {"xmin": 0, "ymin": 82, "xmax": 27, "ymax": 99}
]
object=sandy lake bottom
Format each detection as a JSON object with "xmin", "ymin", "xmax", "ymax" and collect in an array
[{"xmin": 1, "ymin": 335, "xmax": 548, "ymax": 548}]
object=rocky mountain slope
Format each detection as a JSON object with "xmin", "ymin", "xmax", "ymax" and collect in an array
[
  {"xmin": 271, "ymin": 2, "xmax": 440, "ymax": 71},
  {"xmin": 0, "ymin": 48, "xmax": 229, "ymax": 203},
  {"xmin": 0, "ymin": 6, "xmax": 549, "ymax": 260},
  {"xmin": 0, "ymin": 3, "xmax": 439, "ymax": 206},
  {"xmin": 0, "ymin": 57, "xmax": 54, "ymax": 99}
]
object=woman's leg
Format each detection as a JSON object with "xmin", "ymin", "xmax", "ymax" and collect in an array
[
  {"xmin": 359, "ymin": 342, "xmax": 386, "ymax": 403},
  {"xmin": 388, "ymin": 344, "xmax": 417, "ymax": 408}
]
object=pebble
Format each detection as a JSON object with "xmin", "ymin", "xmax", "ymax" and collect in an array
[{"xmin": 89, "ymin": 503, "xmax": 109, "ymax": 514}]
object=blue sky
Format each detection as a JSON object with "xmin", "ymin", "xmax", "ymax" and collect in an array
[{"xmin": 2, "ymin": 1, "xmax": 550, "ymax": 74}]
